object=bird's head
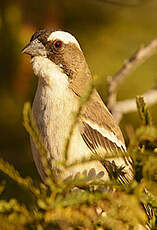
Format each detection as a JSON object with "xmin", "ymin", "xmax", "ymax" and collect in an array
[{"xmin": 22, "ymin": 29, "xmax": 92, "ymax": 95}]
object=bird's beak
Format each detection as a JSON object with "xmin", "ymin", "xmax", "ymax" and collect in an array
[{"xmin": 21, "ymin": 39, "xmax": 47, "ymax": 57}]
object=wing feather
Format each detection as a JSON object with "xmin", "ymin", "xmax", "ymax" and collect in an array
[
  {"xmin": 81, "ymin": 121, "xmax": 123, "ymax": 156},
  {"xmin": 80, "ymin": 121, "xmax": 133, "ymax": 181},
  {"xmin": 79, "ymin": 89, "xmax": 133, "ymax": 181}
]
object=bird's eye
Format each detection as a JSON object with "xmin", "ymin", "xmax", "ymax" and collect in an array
[{"xmin": 54, "ymin": 40, "xmax": 63, "ymax": 49}]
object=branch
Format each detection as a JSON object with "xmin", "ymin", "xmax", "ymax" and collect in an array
[
  {"xmin": 111, "ymin": 88, "xmax": 157, "ymax": 123},
  {"xmin": 106, "ymin": 38, "xmax": 157, "ymax": 122}
]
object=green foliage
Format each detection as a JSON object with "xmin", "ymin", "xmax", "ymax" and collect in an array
[
  {"xmin": 0, "ymin": 96, "xmax": 156, "ymax": 230},
  {"xmin": 23, "ymin": 102, "xmax": 56, "ymax": 189},
  {"xmin": 136, "ymin": 96, "xmax": 152, "ymax": 126},
  {"xmin": 0, "ymin": 158, "xmax": 40, "ymax": 197}
]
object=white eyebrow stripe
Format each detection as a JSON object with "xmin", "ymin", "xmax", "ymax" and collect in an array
[{"xmin": 47, "ymin": 31, "xmax": 81, "ymax": 50}]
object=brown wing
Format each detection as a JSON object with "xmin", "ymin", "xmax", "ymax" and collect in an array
[
  {"xmin": 80, "ymin": 120, "xmax": 133, "ymax": 182},
  {"xmin": 81, "ymin": 89, "xmax": 125, "ymax": 146},
  {"xmin": 80, "ymin": 89, "xmax": 133, "ymax": 181},
  {"xmin": 80, "ymin": 89, "xmax": 126, "ymax": 152},
  {"xmin": 81, "ymin": 121, "xmax": 124, "ymax": 154}
]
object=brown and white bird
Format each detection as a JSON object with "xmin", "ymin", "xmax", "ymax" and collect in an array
[{"xmin": 22, "ymin": 29, "xmax": 133, "ymax": 182}]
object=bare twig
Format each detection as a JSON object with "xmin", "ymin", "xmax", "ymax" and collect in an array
[
  {"xmin": 111, "ymin": 88, "xmax": 157, "ymax": 123},
  {"xmin": 106, "ymin": 39, "xmax": 157, "ymax": 122}
]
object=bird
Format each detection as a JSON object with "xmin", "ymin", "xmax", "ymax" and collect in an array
[{"xmin": 22, "ymin": 29, "xmax": 133, "ymax": 183}]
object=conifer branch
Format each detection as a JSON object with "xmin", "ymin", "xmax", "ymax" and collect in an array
[
  {"xmin": 0, "ymin": 158, "xmax": 40, "ymax": 197},
  {"xmin": 23, "ymin": 102, "xmax": 56, "ymax": 190},
  {"xmin": 45, "ymin": 207, "xmax": 93, "ymax": 228},
  {"xmin": 136, "ymin": 96, "xmax": 152, "ymax": 126},
  {"xmin": 64, "ymin": 150, "xmax": 130, "ymax": 170}
]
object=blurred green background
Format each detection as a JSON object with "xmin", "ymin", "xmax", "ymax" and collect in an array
[{"xmin": 0, "ymin": 0, "xmax": 157, "ymax": 199}]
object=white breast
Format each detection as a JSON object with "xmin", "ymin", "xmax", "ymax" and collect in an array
[
  {"xmin": 31, "ymin": 57, "xmax": 90, "ymax": 163},
  {"xmin": 30, "ymin": 56, "xmax": 110, "ymax": 181}
]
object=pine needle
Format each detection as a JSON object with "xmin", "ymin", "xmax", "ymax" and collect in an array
[{"xmin": 0, "ymin": 158, "xmax": 40, "ymax": 197}]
